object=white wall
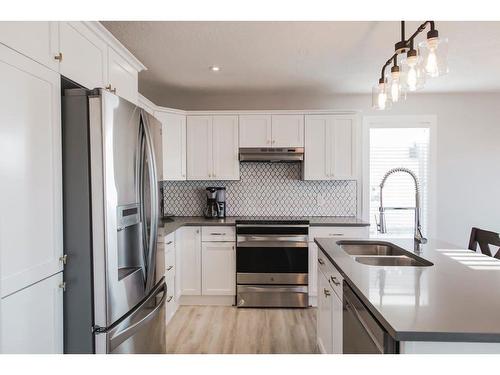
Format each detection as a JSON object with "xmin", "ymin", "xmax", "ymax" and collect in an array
[{"xmin": 179, "ymin": 92, "xmax": 500, "ymax": 247}]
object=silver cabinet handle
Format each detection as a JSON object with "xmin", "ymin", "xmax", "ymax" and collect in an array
[
  {"xmin": 330, "ymin": 276, "xmax": 340, "ymax": 286},
  {"xmin": 166, "ymin": 265, "xmax": 173, "ymax": 271},
  {"xmin": 210, "ymin": 233, "xmax": 225, "ymax": 236},
  {"xmin": 166, "ymin": 241, "xmax": 173, "ymax": 245},
  {"xmin": 54, "ymin": 52, "xmax": 63, "ymax": 61},
  {"xmin": 318, "ymin": 258, "xmax": 325, "ymax": 265},
  {"xmin": 329, "ymin": 233, "xmax": 344, "ymax": 236},
  {"xmin": 323, "ymin": 288, "xmax": 331, "ymax": 297},
  {"xmin": 59, "ymin": 254, "xmax": 68, "ymax": 265},
  {"xmin": 167, "ymin": 296, "xmax": 173, "ymax": 303}
]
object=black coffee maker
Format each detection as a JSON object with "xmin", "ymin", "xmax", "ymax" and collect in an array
[
  {"xmin": 204, "ymin": 187, "xmax": 219, "ymax": 218},
  {"xmin": 216, "ymin": 187, "xmax": 226, "ymax": 218}
]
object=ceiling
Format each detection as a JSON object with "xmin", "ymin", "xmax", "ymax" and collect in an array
[{"xmin": 101, "ymin": 21, "xmax": 500, "ymax": 109}]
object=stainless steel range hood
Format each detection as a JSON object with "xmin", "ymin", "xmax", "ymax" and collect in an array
[{"xmin": 239, "ymin": 147, "xmax": 304, "ymax": 162}]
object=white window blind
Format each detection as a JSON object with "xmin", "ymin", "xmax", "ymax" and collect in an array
[{"xmin": 369, "ymin": 127, "xmax": 429, "ymax": 237}]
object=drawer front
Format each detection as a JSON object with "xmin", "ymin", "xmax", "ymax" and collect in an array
[
  {"xmin": 202, "ymin": 226, "xmax": 236, "ymax": 242},
  {"xmin": 309, "ymin": 226, "xmax": 368, "ymax": 241},
  {"xmin": 317, "ymin": 252, "xmax": 343, "ymax": 299}
]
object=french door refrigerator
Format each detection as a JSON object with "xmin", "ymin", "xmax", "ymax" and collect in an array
[{"xmin": 62, "ymin": 88, "xmax": 166, "ymax": 354}]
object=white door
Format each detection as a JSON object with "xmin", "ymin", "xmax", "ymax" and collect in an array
[
  {"xmin": 304, "ymin": 115, "xmax": 329, "ymax": 180},
  {"xmin": 212, "ymin": 115, "xmax": 239, "ymax": 180},
  {"xmin": 329, "ymin": 115, "xmax": 357, "ymax": 179},
  {"xmin": 201, "ymin": 242, "xmax": 236, "ymax": 295},
  {"xmin": 0, "ymin": 21, "xmax": 59, "ymax": 71},
  {"xmin": 1, "ymin": 272, "xmax": 63, "ymax": 353},
  {"xmin": 308, "ymin": 242, "xmax": 318, "ymax": 304},
  {"xmin": 271, "ymin": 115, "xmax": 304, "ymax": 147},
  {"xmin": 239, "ymin": 114, "xmax": 272, "ymax": 147},
  {"xmin": 157, "ymin": 111, "xmax": 186, "ymax": 180},
  {"xmin": 59, "ymin": 21, "xmax": 107, "ymax": 89},
  {"xmin": 332, "ymin": 291, "xmax": 343, "ymax": 354},
  {"xmin": 176, "ymin": 227, "xmax": 201, "ymax": 296},
  {"xmin": 0, "ymin": 45, "xmax": 63, "ymax": 297},
  {"xmin": 317, "ymin": 272, "xmax": 333, "ymax": 354},
  {"xmin": 107, "ymin": 47, "xmax": 138, "ymax": 104},
  {"xmin": 186, "ymin": 116, "xmax": 212, "ymax": 180}
]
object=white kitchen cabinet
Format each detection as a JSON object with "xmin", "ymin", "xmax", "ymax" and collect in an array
[
  {"xmin": 317, "ymin": 271, "xmax": 334, "ymax": 354},
  {"xmin": 271, "ymin": 115, "xmax": 304, "ymax": 147},
  {"xmin": 0, "ymin": 21, "xmax": 59, "ymax": 71},
  {"xmin": 1, "ymin": 272, "xmax": 63, "ymax": 354},
  {"xmin": 176, "ymin": 227, "xmax": 202, "ymax": 295},
  {"xmin": 58, "ymin": 21, "xmax": 108, "ymax": 89},
  {"xmin": 308, "ymin": 242, "xmax": 318, "ymax": 305},
  {"xmin": 156, "ymin": 111, "xmax": 187, "ymax": 180},
  {"xmin": 186, "ymin": 115, "xmax": 239, "ymax": 180},
  {"xmin": 212, "ymin": 116, "xmax": 239, "ymax": 180},
  {"xmin": 107, "ymin": 47, "xmax": 138, "ymax": 104},
  {"xmin": 202, "ymin": 242, "xmax": 236, "ymax": 296},
  {"xmin": 332, "ymin": 286, "xmax": 343, "ymax": 354},
  {"xmin": 304, "ymin": 114, "xmax": 358, "ymax": 180},
  {"xmin": 239, "ymin": 114, "xmax": 272, "ymax": 147},
  {"xmin": 0, "ymin": 45, "xmax": 63, "ymax": 297}
]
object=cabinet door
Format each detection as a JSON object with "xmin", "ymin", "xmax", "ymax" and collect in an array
[
  {"xmin": 328, "ymin": 115, "xmax": 357, "ymax": 179},
  {"xmin": 212, "ymin": 115, "xmax": 240, "ymax": 180},
  {"xmin": 165, "ymin": 270, "xmax": 176, "ymax": 325},
  {"xmin": 0, "ymin": 45, "xmax": 63, "ymax": 297},
  {"xmin": 59, "ymin": 21, "xmax": 107, "ymax": 89},
  {"xmin": 271, "ymin": 115, "xmax": 304, "ymax": 147},
  {"xmin": 0, "ymin": 21, "xmax": 59, "ymax": 71},
  {"xmin": 176, "ymin": 227, "xmax": 201, "ymax": 295},
  {"xmin": 157, "ymin": 111, "xmax": 186, "ymax": 180},
  {"xmin": 317, "ymin": 272, "xmax": 333, "ymax": 354},
  {"xmin": 186, "ymin": 116, "xmax": 212, "ymax": 180},
  {"xmin": 332, "ymin": 292, "xmax": 343, "ymax": 354},
  {"xmin": 308, "ymin": 242, "xmax": 318, "ymax": 303},
  {"xmin": 107, "ymin": 47, "xmax": 138, "ymax": 104},
  {"xmin": 239, "ymin": 115, "xmax": 271, "ymax": 147},
  {"xmin": 201, "ymin": 242, "xmax": 236, "ymax": 295},
  {"xmin": 304, "ymin": 115, "xmax": 329, "ymax": 180},
  {"xmin": 1, "ymin": 272, "xmax": 63, "ymax": 353}
]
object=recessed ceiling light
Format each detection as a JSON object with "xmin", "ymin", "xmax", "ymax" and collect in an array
[{"xmin": 209, "ymin": 65, "xmax": 221, "ymax": 72}]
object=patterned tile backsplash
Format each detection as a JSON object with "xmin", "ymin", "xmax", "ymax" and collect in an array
[{"xmin": 162, "ymin": 163, "xmax": 357, "ymax": 217}]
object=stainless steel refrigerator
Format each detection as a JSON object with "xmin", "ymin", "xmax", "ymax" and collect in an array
[{"xmin": 62, "ymin": 87, "xmax": 166, "ymax": 354}]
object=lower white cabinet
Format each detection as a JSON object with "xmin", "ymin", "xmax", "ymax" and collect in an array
[
  {"xmin": 1, "ymin": 272, "xmax": 63, "ymax": 354},
  {"xmin": 308, "ymin": 242, "xmax": 318, "ymax": 305},
  {"xmin": 202, "ymin": 242, "xmax": 236, "ymax": 295},
  {"xmin": 176, "ymin": 226, "xmax": 202, "ymax": 296}
]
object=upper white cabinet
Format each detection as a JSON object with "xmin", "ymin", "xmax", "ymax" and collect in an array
[
  {"xmin": 239, "ymin": 115, "xmax": 272, "ymax": 147},
  {"xmin": 107, "ymin": 47, "xmax": 138, "ymax": 104},
  {"xmin": 271, "ymin": 115, "xmax": 304, "ymax": 147},
  {"xmin": 1, "ymin": 272, "xmax": 63, "ymax": 354},
  {"xmin": 304, "ymin": 114, "xmax": 358, "ymax": 180},
  {"xmin": 201, "ymin": 242, "xmax": 236, "ymax": 296},
  {"xmin": 0, "ymin": 21, "xmax": 59, "ymax": 71},
  {"xmin": 59, "ymin": 21, "xmax": 108, "ymax": 90},
  {"xmin": 187, "ymin": 115, "xmax": 239, "ymax": 180},
  {"xmin": 156, "ymin": 111, "xmax": 187, "ymax": 180},
  {"xmin": 0, "ymin": 45, "xmax": 63, "ymax": 297},
  {"xmin": 239, "ymin": 114, "xmax": 304, "ymax": 148}
]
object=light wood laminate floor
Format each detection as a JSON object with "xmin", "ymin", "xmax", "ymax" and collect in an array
[{"xmin": 166, "ymin": 306, "xmax": 318, "ymax": 354}]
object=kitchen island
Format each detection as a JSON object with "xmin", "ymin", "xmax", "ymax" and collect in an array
[{"xmin": 315, "ymin": 237, "xmax": 500, "ymax": 354}]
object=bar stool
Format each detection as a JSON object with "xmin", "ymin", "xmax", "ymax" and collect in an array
[{"xmin": 468, "ymin": 227, "xmax": 500, "ymax": 259}]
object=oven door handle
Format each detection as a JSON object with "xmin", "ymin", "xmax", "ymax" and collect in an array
[
  {"xmin": 237, "ymin": 241, "xmax": 308, "ymax": 248},
  {"xmin": 237, "ymin": 235, "xmax": 308, "ymax": 242}
]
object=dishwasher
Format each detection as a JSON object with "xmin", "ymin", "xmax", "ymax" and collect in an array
[{"xmin": 343, "ymin": 281, "xmax": 398, "ymax": 354}]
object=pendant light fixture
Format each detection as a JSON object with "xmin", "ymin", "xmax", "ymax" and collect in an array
[{"xmin": 372, "ymin": 21, "xmax": 448, "ymax": 110}]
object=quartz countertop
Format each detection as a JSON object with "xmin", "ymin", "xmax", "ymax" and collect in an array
[
  {"xmin": 161, "ymin": 216, "xmax": 369, "ymax": 236},
  {"xmin": 315, "ymin": 236, "xmax": 500, "ymax": 343}
]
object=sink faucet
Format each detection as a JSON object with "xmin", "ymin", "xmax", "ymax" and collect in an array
[{"xmin": 377, "ymin": 167, "xmax": 427, "ymax": 249}]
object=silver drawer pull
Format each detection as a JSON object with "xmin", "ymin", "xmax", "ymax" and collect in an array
[
  {"xmin": 166, "ymin": 241, "xmax": 173, "ymax": 245},
  {"xmin": 323, "ymin": 289, "xmax": 331, "ymax": 297},
  {"xmin": 167, "ymin": 296, "xmax": 173, "ymax": 302},
  {"xmin": 318, "ymin": 258, "xmax": 325, "ymax": 265},
  {"xmin": 166, "ymin": 266, "xmax": 173, "ymax": 271},
  {"xmin": 329, "ymin": 233, "xmax": 344, "ymax": 236},
  {"xmin": 210, "ymin": 233, "xmax": 225, "ymax": 236},
  {"xmin": 330, "ymin": 276, "xmax": 340, "ymax": 286}
]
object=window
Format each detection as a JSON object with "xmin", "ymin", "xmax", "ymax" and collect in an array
[{"xmin": 368, "ymin": 125, "xmax": 431, "ymax": 237}]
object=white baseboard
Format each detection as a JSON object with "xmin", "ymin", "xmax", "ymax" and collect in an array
[{"xmin": 178, "ymin": 295, "xmax": 235, "ymax": 306}]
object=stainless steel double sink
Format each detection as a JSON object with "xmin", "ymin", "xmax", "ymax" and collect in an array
[{"xmin": 338, "ymin": 241, "xmax": 433, "ymax": 267}]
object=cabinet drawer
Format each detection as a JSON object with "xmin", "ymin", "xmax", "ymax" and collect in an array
[
  {"xmin": 317, "ymin": 252, "xmax": 343, "ymax": 299},
  {"xmin": 201, "ymin": 226, "xmax": 235, "ymax": 242},
  {"xmin": 309, "ymin": 226, "xmax": 368, "ymax": 241},
  {"xmin": 165, "ymin": 248, "xmax": 175, "ymax": 273}
]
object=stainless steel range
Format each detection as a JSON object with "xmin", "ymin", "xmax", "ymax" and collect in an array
[{"xmin": 235, "ymin": 219, "xmax": 309, "ymax": 308}]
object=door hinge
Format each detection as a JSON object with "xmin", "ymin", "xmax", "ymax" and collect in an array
[
  {"xmin": 59, "ymin": 282, "xmax": 66, "ymax": 292},
  {"xmin": 93, "ymin": 325, "xmax": 107, "ymax": 334},
  {"xmin": 59, "ymin": 254, "xmax": 68, "ymax": 265}
]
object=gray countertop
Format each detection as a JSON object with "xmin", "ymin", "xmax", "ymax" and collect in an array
[
  {"xmin": 161, "ymin": 216, "xmax": 369, "ymax": 236},
  {"xmin": 315, "ymin": 237, "xmax": 500, "ymax": 343}
]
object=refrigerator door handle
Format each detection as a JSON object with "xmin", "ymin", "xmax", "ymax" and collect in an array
[
  {"xmin": 108, "ymin": 281, "xmax": 166, "ymax": 351},
  {"xmin": 140, "ymin": 110, "xmax": 159, "ymax": 293}
]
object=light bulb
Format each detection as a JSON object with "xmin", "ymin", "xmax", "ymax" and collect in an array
[
  {"xmin": 424, "ymin": 38, "xmax": 439, "ymax": 77},
  {"xmin": 407, "ymin": 67, "xmax": 417, "ymax": 91},
  {"xmin": 377, "ymin": 85, "xmax": 387, "ymax": 110},
  {"xmin": 391, "ymin": 81, "xmax": 399, "ymax": 102}
]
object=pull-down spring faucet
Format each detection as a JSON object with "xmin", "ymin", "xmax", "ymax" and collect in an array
[{"xmin": 377, "ymin": 167, "xmax": 427, "ymax": 250}]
